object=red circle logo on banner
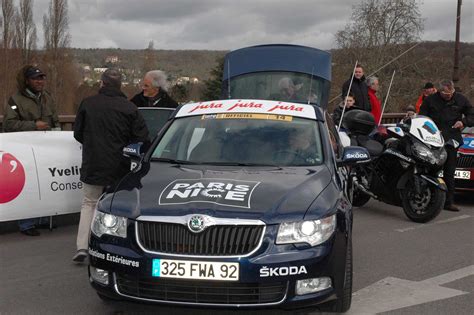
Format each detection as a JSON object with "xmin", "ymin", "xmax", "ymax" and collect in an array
[{"xmin": 0, "ymin": 151, "xmax": 26, "ymax": 204}]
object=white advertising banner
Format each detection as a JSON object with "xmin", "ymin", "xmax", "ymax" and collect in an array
[
  {"xmin": 176, "ymin": 99, "xmax": 317, "ymax": 119},
  {"xmin": 0, "ymin": 131, "xmax": 83, "ymax": 222}
]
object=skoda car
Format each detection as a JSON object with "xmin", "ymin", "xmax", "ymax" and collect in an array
[
  {"xmin": 88, "ymin": 98, "xmax": 370, "ymax": 312},
  {"xmin": 455, "ymin": 127, "xmax": 474, "ymax": 191}
]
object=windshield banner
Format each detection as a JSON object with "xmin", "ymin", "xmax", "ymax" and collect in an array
[
  {"xmin": 0, "ymin": 131, "xmax": 83, "ymax": 222},
  {"xmin": 176, "ymin": 99, "xmax": 316, "ymax": 119}
]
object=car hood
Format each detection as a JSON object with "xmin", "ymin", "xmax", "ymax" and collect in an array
[
  {"xmin": 460, "ymin": 133, "xmax": 474, "ymax": 154},
  {"xmin": 101, "ymin": 162, "xmax": 332, "ymax": 224}
]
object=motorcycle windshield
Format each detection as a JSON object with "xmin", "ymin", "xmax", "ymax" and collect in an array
[{"xmin": 409, "ymin": 116, "xmax": 444, "ymax": 147}]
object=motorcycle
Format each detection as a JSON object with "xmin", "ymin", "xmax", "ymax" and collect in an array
[{"xmin": 341, "ymin": 110, "xmax": 447, "ymax": 223}]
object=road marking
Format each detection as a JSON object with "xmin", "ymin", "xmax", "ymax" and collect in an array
[
  {"xmin": 347, "ymin": 265, "xmax": 473, "ymax": 314},
  {"xmin": 395, "ymin": 215, "xmax": 472, "ymax": 232}
]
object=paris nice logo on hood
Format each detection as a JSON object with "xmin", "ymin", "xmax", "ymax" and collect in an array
[{"xmin": 159, "ymin": 179, "xmax": 260, "ymax": 208}]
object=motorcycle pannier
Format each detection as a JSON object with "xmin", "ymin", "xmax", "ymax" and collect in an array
[{"xmin": 342, "ymin": 109, "xmax": 376, "ymax": 135}]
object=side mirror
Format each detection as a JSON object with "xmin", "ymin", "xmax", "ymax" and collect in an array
[
  {"xmin": 337, "ymin": 146, "xmax": 371, "ymax": 167},
  {"xmin": 123, "ymin": 143, "xmax": 144, "ymax": 171}
]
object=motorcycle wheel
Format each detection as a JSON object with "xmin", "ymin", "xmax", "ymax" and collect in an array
[
  {"xmin": 400, "ymin": 180, "xmax": 445, "ymax": 223},
  {"xmin": 351, "ymin": 189, "xmax": 371, "ymax": 207}
]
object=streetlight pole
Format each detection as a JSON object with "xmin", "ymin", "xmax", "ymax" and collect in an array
[{"xmin": 453, "ymin": 0, "xmax": 462, "ymax": 85}]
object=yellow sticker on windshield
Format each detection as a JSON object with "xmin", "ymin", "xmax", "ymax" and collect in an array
[{"xmin": 206, "ymin": 113, "xmax": 293, "ymax": 121}]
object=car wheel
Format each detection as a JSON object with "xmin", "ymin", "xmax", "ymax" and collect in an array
[{"xmin": 327, "ymin": 238, "xmax": 353, "ymax": 313}]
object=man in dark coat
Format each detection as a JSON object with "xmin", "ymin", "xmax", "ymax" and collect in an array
[
  {"xmin": 72, "ymin": 69, "xmax": 149, "ymax": 263},
  {"xmin": 341, "ymin": 64, "xmax": 371, "ymax": 112},
  {"xmin": 419, "ymin": 79, "xmax": 474, "ymax": 212},
  {"xmin": 3, "ymin": 65, "xmax": 59, "ymax": 236},
  {"xmin": 130, "ymin": 70, "xmax": 178, "ymax": 108}
]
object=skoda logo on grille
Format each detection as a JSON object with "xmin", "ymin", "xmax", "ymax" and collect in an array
[{"xmin": 188, "ymin": 215, "xmax": 206, "ymax": 233}]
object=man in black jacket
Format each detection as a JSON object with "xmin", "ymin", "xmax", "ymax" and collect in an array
[
  {"xmin": 72, "ymin": 69, "xmax": 149, "ymax": 263},
  {"xmin": 341, "ymin": 64, "xmax": 371, "ymax": 112},
  {"xmin": 130, "ymin": 70, "xmax": 178, "ymax": 108},
  {"xmin": 419, "ymin": 79, "xmax": 474, "ymax": 212}
]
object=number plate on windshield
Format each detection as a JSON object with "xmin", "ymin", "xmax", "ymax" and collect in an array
[{"xmin": 152, "ymin": 259, "xmax": 239, "ymax": 281}]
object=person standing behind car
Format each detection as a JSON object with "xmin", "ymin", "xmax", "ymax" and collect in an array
[
  {"xmin": 367, "ymin": 76, "xmax": 382, "ymax": 125},
  {"xmin": 72, "ymin": 69, "xmax": 149, "ymax": 263},
  {"xmin": 419, "ymin": 79, "xmax": 474, "ymax": 212},
  {"xmin": 341, "ymin": 64, "xmax": 371, "ymax": 112},
  {"xmin": 3, "ymin": 65, "xmax": 59, "ymax": 236},
  {"xmin": 130, "ymin": 70, "xmax": 178, "ymax": 108}
]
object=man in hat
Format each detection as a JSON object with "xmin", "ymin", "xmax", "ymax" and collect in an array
[
  {"xmin": 415, "ymin": 82, "xmax": 437, "ymax": 113},
  {"xmin": 3, "ymin": 65, "xmax": 59, "ymax": 236}
]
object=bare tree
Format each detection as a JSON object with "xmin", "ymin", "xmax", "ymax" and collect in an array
[
  {"xmin": 333, "ymin": 0, "xmax": 424, "ymax": 112},
  {"xmin": 1, "ymin": 0, "xmax": 18, "ymax": 109},
  {"xmin": 335, "ymin": 0, "xmax": 423, "ymax": 66},
  {"xmin": 43, "ymin": 0, "xmax": 70, "ymax": 53},
  {"xmin": 1, "ymin": 0, "xmax": 15, "ymax": 49},
  {"xmin": 42, "ymin": 0, "xmax": 72, "ymax": 112},
  {"xmin": 15, "ymin": 0, "xmax": 37, "ymax": 64}
]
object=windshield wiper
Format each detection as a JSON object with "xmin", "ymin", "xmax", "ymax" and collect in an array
[
  {"xmin": 152, "ymin": 158, "xmax": 200, "ymax": 165},
  {"xmin": 203, "ymin": 161, "xmax": 280, "ymax": 167}
]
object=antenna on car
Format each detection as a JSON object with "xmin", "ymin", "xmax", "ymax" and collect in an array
[
  {"xmin": 227, "ymin": 59, "xmax": 231, "ymax": 99},
  {"xmin": 338, "ymin": 60, "xmax": 358, "ymax": 132},
  {"xmin": 307, "ymin": 66, "xmax": 314, "ymax": 105}
]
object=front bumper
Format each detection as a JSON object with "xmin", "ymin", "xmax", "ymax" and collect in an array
[{"xmin": 88, "ymin": 216, "xmax": 349, "ymax": 309}]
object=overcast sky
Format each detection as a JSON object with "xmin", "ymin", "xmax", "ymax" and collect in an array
[{"xmin": 29, "ymin": 0, "xmax": 473, "ymax": 50}]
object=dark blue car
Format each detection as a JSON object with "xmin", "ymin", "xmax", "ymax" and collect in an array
[{"xmin": 88, "ymin": 45, "xmax": 370, "ymax": 312}]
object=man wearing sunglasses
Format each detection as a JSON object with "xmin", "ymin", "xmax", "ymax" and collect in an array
[
  {"xmin": 3, "ymin": 65, "xmax": 59, "ymax": 236},
  {"xmin": 419, "ymin": 79, "xmax": 474, "ymax": 212}
]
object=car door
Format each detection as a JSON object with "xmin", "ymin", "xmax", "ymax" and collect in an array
[{"xmin": 138, "ymin": 107, "xmax": 175, "ymax": 139}]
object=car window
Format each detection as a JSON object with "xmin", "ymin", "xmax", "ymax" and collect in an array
[
  {"xmin": 324, "ymin": 111, "xmax": 342, "ymax": 159},
  {"xmin": 229, "ymin": 71, "xmax": 323, "ymax": 105},
  {"xmin": 152, "ymin": 114, "xmax": 324, "ymax": 166},
  {"xmin": 138, "ymin": 108, "xmax": 174, "ymax": 137}
]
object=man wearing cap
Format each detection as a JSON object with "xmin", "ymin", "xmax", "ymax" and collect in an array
[
  {"xmin": 3, "ymin": 65, "xmax": 59, "ymax": 236},
  {"xmin": 73, "ymin": 68, "xmax": 149, "ymax": 263},
  {"xmin": 415, "ymin": 82, "xmax": 437, "ymax": 113}
]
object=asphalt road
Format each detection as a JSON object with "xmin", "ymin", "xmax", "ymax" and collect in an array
[{"xmin": 1, "ymin": 193, "xmax": 473, "ymax": 315}]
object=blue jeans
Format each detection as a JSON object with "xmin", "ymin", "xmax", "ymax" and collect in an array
[{"xmin": 18, "ymin": 217, "xmax": 49, "ymax": 231}]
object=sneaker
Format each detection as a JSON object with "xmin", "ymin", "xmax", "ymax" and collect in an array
[
  {"xmin": 21, "ymin": 228, "xmax": 40, "ymax": 236},
  {"xmin": 72, "ymin": 249, "xmax": 88, "ymax": 263},
  {"xmin": 444, "ymin": 204, "xmax": 460, "ymax": 212}
]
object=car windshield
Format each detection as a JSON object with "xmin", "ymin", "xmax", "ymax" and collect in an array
[
  {"xmin": 228, "ymin": 71, "xmax": 323, "ymax": 105},
  {"xmin": 152, "ymin": 114, "xmax": 323, "ymax": 166}
]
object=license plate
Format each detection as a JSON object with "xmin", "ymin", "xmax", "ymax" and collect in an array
[
  {"xmin": 455, "ymin": 170, "xmax": 471, "ymax": 179},
  {"xmin": 152, "ymin": 259, "xmax": 239, "ymax": 281}
]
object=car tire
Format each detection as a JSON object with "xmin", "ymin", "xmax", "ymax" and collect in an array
[
  {"xmin": 326, "ymin": 238, "xmax": 353, "ymax": 313},
  {"xmin": 351, "ymin": 189, "xmax": 371, "ymax": 207}
]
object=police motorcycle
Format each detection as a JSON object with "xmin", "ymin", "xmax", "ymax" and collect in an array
[{"xmin": 341, "ymin": 110, "xmax": 447, "ymax": 223}]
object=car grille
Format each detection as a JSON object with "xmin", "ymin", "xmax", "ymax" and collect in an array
[
  {"xmin": 457, "ymin": 155, "xmax": 474, "ymax": 168},
  {"xmin": 137, "ymin": 221, "xmax": 264, "ymax": 256},
  {"xmin": 115, "ymin": 274, "xmax": 287, "ymax": 305}
]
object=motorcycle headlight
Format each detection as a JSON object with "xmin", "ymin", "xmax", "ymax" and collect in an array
[
  {"xmin": 276, "ymin": 215, "xmax": 336, "ymax": 247},
  {"xmin": 412, "ymin": 142, "xmax": 439, "ymax": 165},
  {"xmin": 91, "ymin": 210, "xmax": 127, "ymax": 238}
]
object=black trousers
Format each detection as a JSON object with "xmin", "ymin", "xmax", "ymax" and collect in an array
[{"xmin": 444, "ymin": 145, "xmax": 458, "ymax": 205}]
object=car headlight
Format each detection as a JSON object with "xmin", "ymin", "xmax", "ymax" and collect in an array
[
  {"xmin": 276, "ymin": 215, "xmax": 336, "ymax": 246},
  {"xmin": 412, "ymin": 142, "xmax": 439, "ymax": 165},
  {"xmin": 91, "ymin": 210, "xmax": 127, "ymax": 238}
]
